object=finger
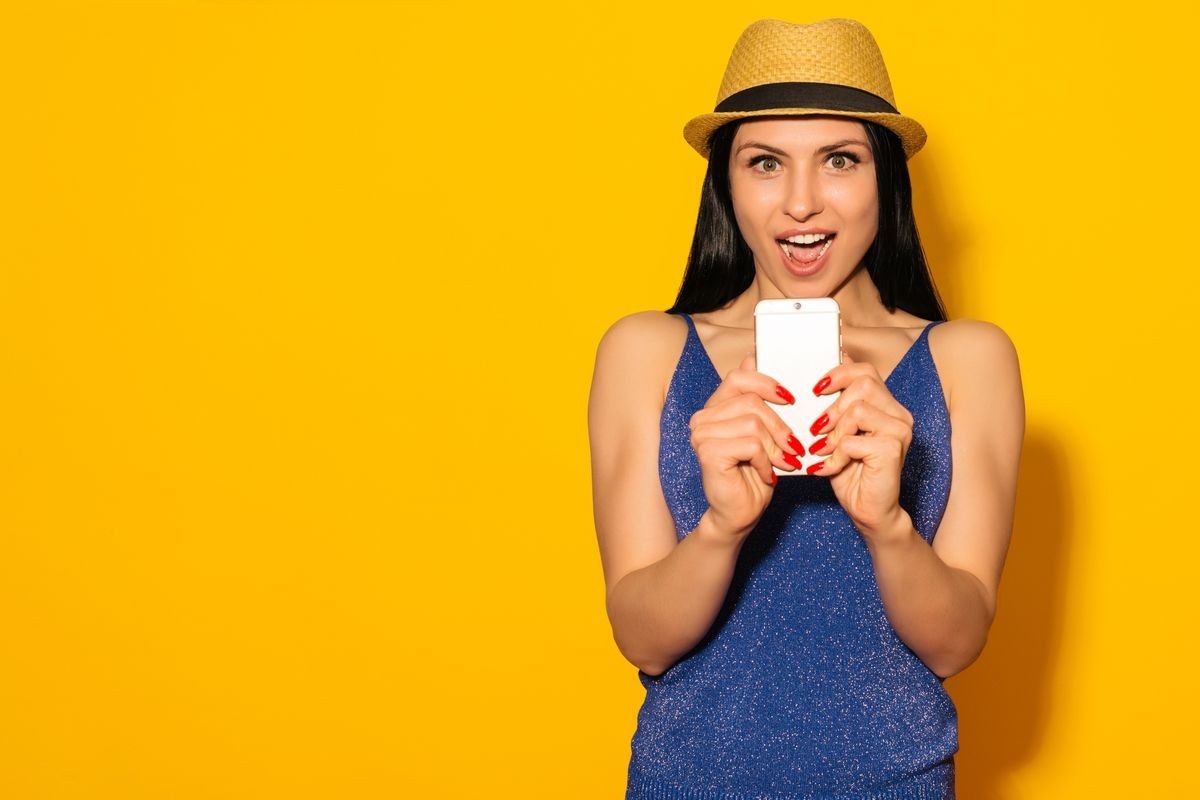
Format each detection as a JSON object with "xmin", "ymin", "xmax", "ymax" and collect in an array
[
  {"xmin": 809, "ymin": 360, "xmax": 875, "ymax": 430},
  {"xmin": 814, "ymin": 375, "xmax": 914, "ymax": 435},
  {"xmin": 817, "ymin": 432, "xmax": 905, "ymax": 477},
  {"xmin": 815, "ymin": 399, "xmax": 912, "ymax": 449},
  {"xmin": 691, "ymin": 412, "xmax": 805, "ymax": 468},
  {"xmin": 693, "ymin": 434, "xmax": 779, "ymax": 485},
  {"xmin": 813, "ymin": 361, "xmax": 880, "ymax": 397},
  {"xmin": 810, "ymin": 402, "xmax": 912, "ymax": 471},
  {"xmin": 691, "ymin": 395, "xmax": 805, "ymax": 456},
  {"xmin": 830, "ymin": 376, "xmax": 912, "ymax": 424},
  {"xmin": 708, "ymin": 372, "xmax": 798, "ymax": 408},
  {"xmin": 707, "ymin": 352, "xmax": 798, "ymax": 408}
]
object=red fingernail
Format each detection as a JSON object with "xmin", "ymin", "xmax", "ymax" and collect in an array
[
  {"xmin": 769, "ymin": 472, "xmax": 778, "ymax": 486},
  {"xmin": 806, "ymin": 461, "xmax": 826, "ymax": 475},
  {"xmin": 810, "ymin": 414, "xmax": 829, "ymax": 436},
  {"xmin": 781, "ymin": 451, "xmax": 803, "ymax": 471},
  {"xmin": 775, "ymin": 385, "xmax": 796, "ymax": 405},
  {"xmin": 786, "ymin": 434, "xmax": 805, "ymax": 456},
  {"xmin": 810, "ymin": 436, "xmax": 828, "ymax": 454},
  {"xmin": 812, "ymin": 376, "xmax": 832, "ymax": 395}
]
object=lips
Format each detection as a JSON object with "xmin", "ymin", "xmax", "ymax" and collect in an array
[{"xmin": 777, "ymin": 232, "xmax": 835, "ymax": 274}]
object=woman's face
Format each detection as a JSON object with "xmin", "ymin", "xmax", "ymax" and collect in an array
[{"xmin": 728, "ymin": 116, "xmax": 879, "ymax": 297}]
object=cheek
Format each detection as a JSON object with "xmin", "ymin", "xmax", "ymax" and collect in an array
[
  {"xmin": 729, "ymin": 182, "xmax": 772, "ymax": 242},
  {"xmin": 830, "ymin": 184, "xmax": 879, "ymax": 239},
  {"xmin": 724, "ymin": 185, "xmax": 763, "ymax": 244},
  {"xmin": 860, "ymin": 198, "xmax": 880, "ymax": 241}
]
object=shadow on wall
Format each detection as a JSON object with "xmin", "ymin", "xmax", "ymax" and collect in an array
[
  {"xmin": 907, "ymin": 146, "xmax": 1063, "ymax": 799},
  {"xmin": 946, "ymin": 429, "xmax": 1071, "ymax": 799}
]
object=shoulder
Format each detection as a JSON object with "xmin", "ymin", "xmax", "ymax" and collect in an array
[
  {"xmin": 927, "ymin": 318, "xmax": 1024, "ymax": 419},
  {"xmin": 596, "ymin": 310, "xmax": 687, "ymax": 353},
  {"xmin": 928, "ymin": 318, "xmax": 1020, "ymax": 374},
  {"xmin": 594, "ymin": 310, "xmax": 689, "ymax": 376},
  {"xmin": 590, "ymin": 310, "xmax": 690, "ymax": 408}
]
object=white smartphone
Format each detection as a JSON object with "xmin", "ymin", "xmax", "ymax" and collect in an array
[{"xmin": 754, "ymin": 298, "xmax": 842, "ymax": 476}]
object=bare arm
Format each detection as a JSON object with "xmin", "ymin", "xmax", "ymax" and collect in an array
[
  {"xmin": 873, "ymin": 320, "xmax": 1023, "ymax": 676},
  {"xmin": 813, "ymin": 320, "xmax": 1024, "ymax": 677},
  {"xmin": 588, "ymin": 312, "xmax": 797, "ymax": 676}
]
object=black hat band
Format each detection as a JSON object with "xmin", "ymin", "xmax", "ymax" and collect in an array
[{"xmin": 715, "ymin": 82, "xmax": 898, "ymax": 115}]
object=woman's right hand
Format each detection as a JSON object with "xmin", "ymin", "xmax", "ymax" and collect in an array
[{"xmin": 688, "ymin": 352, "xmax": 804, "ymax": 540}]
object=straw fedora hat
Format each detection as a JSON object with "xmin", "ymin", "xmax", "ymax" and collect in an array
[{"xmin": 683, "ymin": 18, "xmax": 926, "ymax": 160}]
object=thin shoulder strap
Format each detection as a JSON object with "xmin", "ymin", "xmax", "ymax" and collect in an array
[
  {"xmin": 920, "ymin": 319, "xmax": 944, "ymax": 339},
  {"xmin": 676, "ymin": 311, "xmax": 697, "ymax": 335}
]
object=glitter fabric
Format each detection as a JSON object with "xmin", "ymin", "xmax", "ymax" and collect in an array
[{"xmin": 628, "ymin": 313, "xmax": 956, "ymax": 800}]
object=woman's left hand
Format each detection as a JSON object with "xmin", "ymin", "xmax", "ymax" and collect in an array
[{"xmin": 808, "ymin": 352, "xmax": 913, "ymax": 540}]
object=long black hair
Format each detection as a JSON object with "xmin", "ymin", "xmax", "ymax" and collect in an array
[{"xmin": 666, "ymin": 119, "xmax": 946, "ymax": 321}]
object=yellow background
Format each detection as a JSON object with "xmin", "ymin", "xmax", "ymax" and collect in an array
[{"xmin": 1, "ymin": 1, "xmax": 1195, "ymax": 797}]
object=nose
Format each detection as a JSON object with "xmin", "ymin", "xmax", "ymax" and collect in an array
[{"xmin": 785, "ymin": 169, "xmax": 822, "ymax": 221}]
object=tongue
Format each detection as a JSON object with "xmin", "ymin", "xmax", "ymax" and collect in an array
[{"xmin": 791, "ymin": 240, "xmax": 826, "ymax": 264}]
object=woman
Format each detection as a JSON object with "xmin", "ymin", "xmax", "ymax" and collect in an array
[{"xmin": 589, "ymin": 18, "xmax": 1024, "ymax": 799}]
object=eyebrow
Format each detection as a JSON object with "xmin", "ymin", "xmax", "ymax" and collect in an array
[{"xmin": 734, "ymin": 138, "xmax": 870, "ymax": 157}]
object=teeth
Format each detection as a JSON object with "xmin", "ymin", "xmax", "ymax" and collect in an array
[
  {"xmin": 780, "ymin": 237, "xmax": 833, "ymax": 262},
  {"xmin": 784, "ymin": 233, "xmax": 829, "ymax": 245}
]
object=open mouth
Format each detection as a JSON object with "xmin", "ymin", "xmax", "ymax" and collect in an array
[{"xmin": 778, "ymin": 233, "xmax": 835, "ymax": 266}]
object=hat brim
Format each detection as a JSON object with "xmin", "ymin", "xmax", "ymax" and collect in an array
[{"xmin": 683, "ymin": 108, "xmax": 927, "ymax": 160}]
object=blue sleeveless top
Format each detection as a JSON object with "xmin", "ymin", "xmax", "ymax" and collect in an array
[{"xmin": 626, "ymin": 314, "xmax": 958, "ymax": 800}]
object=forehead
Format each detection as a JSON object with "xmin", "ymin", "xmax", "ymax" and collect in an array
[{"xmin": 731, "ymin": 116, "xmax": 870, "ymax": 150}]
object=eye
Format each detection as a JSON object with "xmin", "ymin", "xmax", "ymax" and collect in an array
[
  {"xmin": 826, "ymin": 151, "xmax": 861, "ymax": 171},
  {"xmin": 748, "ymin": 154, "xmax": 781, "ymax": 173}
]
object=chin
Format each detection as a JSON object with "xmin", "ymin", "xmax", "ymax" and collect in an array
[{"xmin": 759, "ymin": 264, "xmax": 851, "ymax": 299}]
